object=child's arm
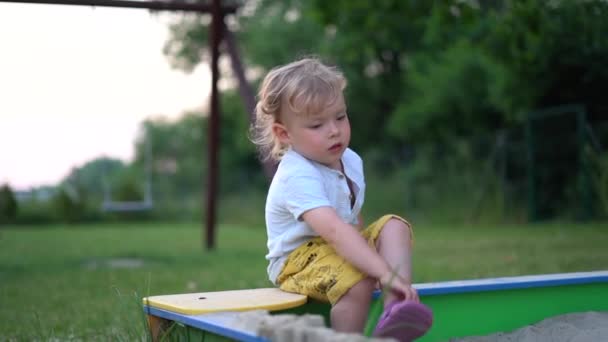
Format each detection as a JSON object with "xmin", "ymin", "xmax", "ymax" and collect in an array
[{"xmin": 302, "ymin": 207, "xmax": 418, "ymax": 301}]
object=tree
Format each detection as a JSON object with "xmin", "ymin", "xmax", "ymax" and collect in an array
[
  {"xmin": 0, "ymin": 183, "xmax": 18, "ymax": 224},
  {"xmin": 159, "ymin": 0, "xmax": 608, "ymax": 221},
  {"xmin": 163, "ymin": 0, "xmax": 325, "ymax": 72},
  {"xmin": 389, "ymin": 0, "xmax": 608, "ymax": 141},
  {"xmin": 61, "ymin": 157, "xmax": 126, "ymax": 204},
  {"xmin": 482, "ymin": 0, "xmax": 608, "ymax": 122}
]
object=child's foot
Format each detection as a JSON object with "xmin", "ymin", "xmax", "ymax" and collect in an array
[{"xmin": 373, "ymin": 300, "xmax": 433, "ymax": 342}]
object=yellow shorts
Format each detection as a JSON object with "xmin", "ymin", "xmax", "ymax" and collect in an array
[{"xmin": 276, "ymin": 214, "xmax": 412, "ymax": 305}]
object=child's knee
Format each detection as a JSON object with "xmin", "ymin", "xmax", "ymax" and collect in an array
[
  {"xmin": 386, "ymin": 217, "xmax": 410, "ymax": 229},
  {"xmin": 385, "ymin": 218, "xmax": 411, "ymax": 233},
  {"xmin": 382, "ymin": 217, "xmax": 414, "ymax": 243}
]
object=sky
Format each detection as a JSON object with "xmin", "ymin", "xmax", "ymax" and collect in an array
[{"xmin": 0, "ymin": 2, "xmax": 211, "ymax": 190}]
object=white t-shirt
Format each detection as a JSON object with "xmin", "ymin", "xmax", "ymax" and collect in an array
[{"xmin": 265, "ymin": 147, "xmax": 366, "ymax": 284}]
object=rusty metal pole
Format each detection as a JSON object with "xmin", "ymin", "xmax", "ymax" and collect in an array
[
  {"xmin": 223, "ymin": 24, "xmax": 277, "ymax": 180},
  {"xmin": 205, "ymin": 0, "xmax": 222, "ymax": 250}
]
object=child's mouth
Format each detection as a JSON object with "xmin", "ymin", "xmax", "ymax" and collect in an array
[{"xmin": 329, "ymin": 143, "xmax": 342, "ymax": 152}]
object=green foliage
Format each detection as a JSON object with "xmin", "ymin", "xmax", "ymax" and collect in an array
[
  {"xmin": 156, "ymin": 0, "xmax": 608, "ymax": 223},
  {"xmin": 127, "ymin": 91, "xmax": 265, "ymax": 220},
  {"xmin": 13, "ymin": 198, "xmax": 58, "ymax": 225},
  {"xmin": 218, "ymin": 187, "xmax": 266, "ymax": 226},
  {"xmin": 238, "ymin": 0, "xmax": 327, "ymax": 70},
  {"xmin": 164, "ymin": 0, "xmax": 325, "ymax": 73},
  {"xmin": 390, "ymin": 0, "xmax": 608, "ymax": 141},
  {"xmin": 59, "ymin": 160, "xmax": 132, "ymax": 223},
  {"xmin": 63, "ymin": 157, "xmax": 127, "ymax": 204},
  {"xmin": 163, "ymin": 14, "xmax": 211, "ymax": 72},
  {"xmin": 51, "ymin": 186, "xmax": 87, "ymax": 223},
  {"xmin": 390, "ymin": 41, "xmax": 509, "ymax": 143},
  {"xmin": 589, "ymin": 150, "xmax": 608, "ymax": 218},
  {"xmin": 218, "ymin": 90, "xmax": 267, "ymax": 191},
  {"xmin": 18, "ymin": 0, "xmax": 608, "ymax": 224},
  {"xmin": 482, "ymin": 0, "xmax": 608, "ymax": 119},
  {"xmin": 0, "ymin": 183, "xmax": 18, "ymax": 224},
  {"xmin": 308, "ymin": 1, "xmax": 482, "ymax": 150},
  {"xmin": 113, "ymin": 176, "xmax": 144, "ymax": 202},
  {"xmin": 134, "ymin": 113, "xmax": 206, "ymax": 219},
  {"xmin": 363, "ymin": 137, "xmax": 521, "ymax": 225}
]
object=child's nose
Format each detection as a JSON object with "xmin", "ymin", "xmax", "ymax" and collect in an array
[{"xmin": 329, "ymin": 121, "xmax": 339, "ymax": 135}]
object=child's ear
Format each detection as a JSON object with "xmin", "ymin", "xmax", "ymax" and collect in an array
[{"xmin": 272, "ymin": 123, "xmax": 290, "ymax": 145}]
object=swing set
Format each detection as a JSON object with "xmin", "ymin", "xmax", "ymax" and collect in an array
[{"xmin": 0, "ymin": 0, "xmax": 269, "ymax": 249}]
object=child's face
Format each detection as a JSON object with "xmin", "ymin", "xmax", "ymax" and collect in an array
[{"xmin": 274, "ymin": 93, "xmax": 350, "ymax": 170}]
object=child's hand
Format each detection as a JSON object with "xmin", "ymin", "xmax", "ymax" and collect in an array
[{"xmin": 379, "ymin": 272, "xmax": 420, "ymax": 303}]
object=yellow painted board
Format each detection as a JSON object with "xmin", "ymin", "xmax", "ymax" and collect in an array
[{"xmin": 143, "ymin": 288, "xmax": 308, "ymax": 315}]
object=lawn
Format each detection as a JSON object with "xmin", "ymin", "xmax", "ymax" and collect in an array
[{"xmin": 1, "ymin": 221, "xmax": 607, "ymax": 341}]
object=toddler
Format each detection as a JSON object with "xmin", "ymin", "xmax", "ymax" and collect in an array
[{"xmin": 251, "ymin": 57, "xmax": 432, "ymax": 341}]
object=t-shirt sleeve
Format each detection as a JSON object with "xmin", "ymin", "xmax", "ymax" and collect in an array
[{"xmin": 283, "ymin": 173, "xmax": 331, "ymax": 221}]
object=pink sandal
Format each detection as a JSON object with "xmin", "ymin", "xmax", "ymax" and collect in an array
[{"xmin": 373, "ymin": 300, "xmax": 433, "ymax": 342}]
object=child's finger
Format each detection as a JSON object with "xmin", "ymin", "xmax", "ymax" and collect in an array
[
  {"xmin": 404, "ymin": 286, "xmax": 416, "ymax": 302},
  {"xmin": 399, "ymin": 285, "xmax": 419, "ymax": 303},
  {"xmin": 410, "ymin": 287, "xmax": 420, "ymax": 302}
]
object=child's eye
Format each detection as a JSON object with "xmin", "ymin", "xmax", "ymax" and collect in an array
[
  {"xmin": 337, "ymin": 115, "xmax": 346, "ymax": 121},
  {"xmin": 309, "ymin": 124, "xmax": 322, "ymax": 129}
]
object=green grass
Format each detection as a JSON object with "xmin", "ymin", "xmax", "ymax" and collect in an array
[{"xmin": 1, "ymin": 221, "xmax": 607, "ymax": 340}]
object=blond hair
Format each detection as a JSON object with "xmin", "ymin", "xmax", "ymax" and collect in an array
[{"xmin": 250, "ymin": 57, "xmax": 347, "ymax": 161}]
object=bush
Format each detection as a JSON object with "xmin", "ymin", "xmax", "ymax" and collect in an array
[
  {"xmin": 52, "ymin": 187, "xmax": 86, "ymax": 223},
  {"xmin": 15, "ymin": 199, "xmax": 60, "ymax": 225},
  {"xmin": 590, "ymin": 150, "xmax": 608, "ymax": 219},
  {"xmin": 362, "ymin": 135, "xmax": 526, "ymax": 226}
]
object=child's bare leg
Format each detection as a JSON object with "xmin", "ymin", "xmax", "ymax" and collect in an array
[
  {"xmin": 377, "ymin": 218, "xmax": 413, "ymax": 308},
  {"xmin": 330, "ymin": 277, "xmax": 375, "ymax": 333}
]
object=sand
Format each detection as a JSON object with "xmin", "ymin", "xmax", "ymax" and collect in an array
[
  {"xmin": 452, "ymin": 311, "xmax": 608, "ymax": 342},
  {"xmin": 231, "ymin": 310, "xmax": 608, "ymax": 341},
  {"xmin": 232, "ymin": 310, "xmax": 397, "ymax": 342}
]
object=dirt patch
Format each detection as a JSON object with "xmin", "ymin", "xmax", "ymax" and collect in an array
[{"xmin": 84, "ymin": 257, "xmax": 145, "ymax": 269}]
